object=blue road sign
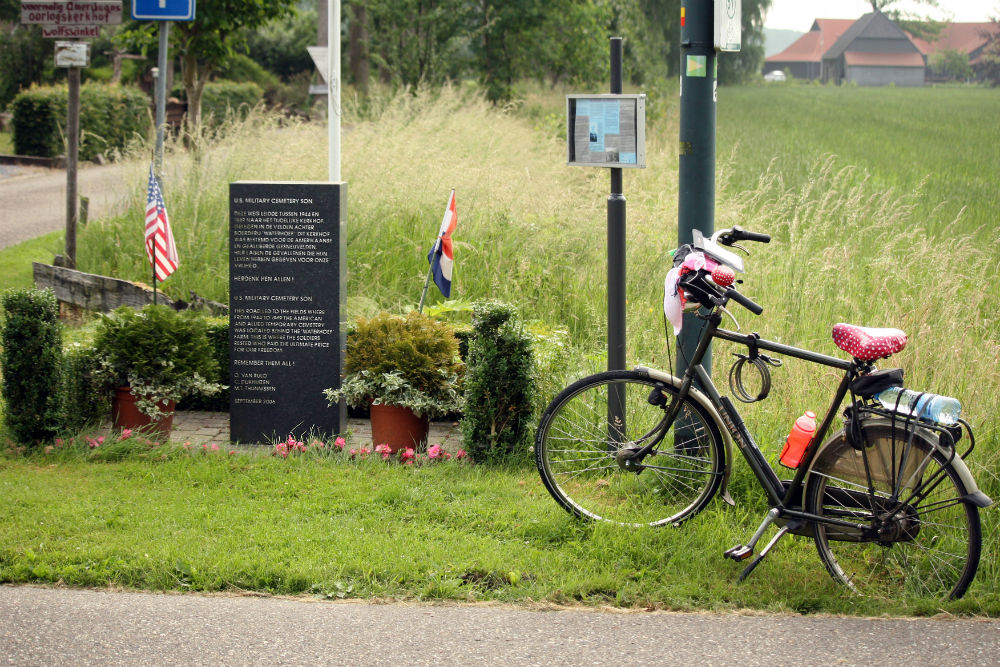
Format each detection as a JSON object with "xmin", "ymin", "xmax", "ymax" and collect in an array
[{"xmin": 131, "ymin": 0, "xmax": 196, "ymax": 21}]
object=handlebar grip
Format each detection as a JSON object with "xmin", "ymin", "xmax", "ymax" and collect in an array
[
  {"xmin": 725, "ymin": 288, "xmax": 763, "ymax": 315},
  {"xmin": 742, "ymin": 231, "xmax": 771, "ymax": 243}
]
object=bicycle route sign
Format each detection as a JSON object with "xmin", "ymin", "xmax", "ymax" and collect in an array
[
  {"xmin": 20, "ymin": 1, "xmax": 123, "ymax": 38},
  {"xmin": 131, "ymin": 0, "xmax": 195, "ymax": 21}
]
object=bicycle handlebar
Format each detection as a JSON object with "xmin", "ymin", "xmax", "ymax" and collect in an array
[
  {"xmin": 719, "ymin": 226, "xmax": 771, "ymax": 245},
  {"xmin": 724, "ymin": 287, "xmax": 764, "ymax": 316}
]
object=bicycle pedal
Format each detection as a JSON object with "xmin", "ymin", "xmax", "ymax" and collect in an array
[{"xmin": 724, "ymin": 545, "xmax": 753, "ymax": 561}]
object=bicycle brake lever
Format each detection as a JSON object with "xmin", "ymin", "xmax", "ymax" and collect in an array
[{"xmin": 731, "ymin": 242, "xmax": 750, "ymax": 255}]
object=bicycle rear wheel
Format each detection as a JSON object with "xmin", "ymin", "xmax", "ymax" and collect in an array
[
  {"xmin": 806, "ymin": 421, "xmax": 981, "ymax": 599},
  {"xmin": 534, "ymin": 370, "xmax": 725, "ymax": 527}
]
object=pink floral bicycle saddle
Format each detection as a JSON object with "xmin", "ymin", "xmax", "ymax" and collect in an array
[{"xmin": 832, "ymin": 323, "xmax": 908, "ymax": 361}]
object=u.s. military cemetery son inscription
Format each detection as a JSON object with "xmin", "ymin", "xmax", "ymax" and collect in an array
[{"xmin": 229, "ymin": 182, "xmax": 346, "ymax": 443}]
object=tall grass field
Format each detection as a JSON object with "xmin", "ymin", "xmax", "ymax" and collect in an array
[{"xmin": 1, "ymin": 83, "xmax": 998, "ymax": 615}]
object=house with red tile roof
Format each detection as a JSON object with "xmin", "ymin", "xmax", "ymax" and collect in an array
[
  {"xmin": 910, "ymin": 22, "xmax": 1000, "ymax": 78},
  {"xmin": 765, "ymin": 18, "xmax": 854, "ymax": 80},
  {"xmin": 821, "ymin": 11, "xmax": 925, "ymax": 86},
  {"xmin": 765, "ymin": 11, "xmax": 999, "ymax": 86}
]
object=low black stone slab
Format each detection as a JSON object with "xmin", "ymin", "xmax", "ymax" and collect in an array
[{"xmin": 229, "ymin": 181, "xmax": 346, "ymax": 443}]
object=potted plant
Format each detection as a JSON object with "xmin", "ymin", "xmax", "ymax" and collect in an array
[
  {"xmin": 93, "ymin": 305, "xmax": 223, "ymax": 438},
  {"xmin": 324, "ymin": 311, "xmax": 464, "ymax": 452}
]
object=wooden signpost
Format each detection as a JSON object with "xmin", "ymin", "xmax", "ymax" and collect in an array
[{"xmin": 20, "ymin": 1, "xmax": 123, "ymax": 270}]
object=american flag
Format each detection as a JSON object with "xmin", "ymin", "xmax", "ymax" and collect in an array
[{"xmin": 145, "ymin": 165, "xmax": 179, "ymax": 282}]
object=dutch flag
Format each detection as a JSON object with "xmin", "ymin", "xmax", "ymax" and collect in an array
[{"xmin": 427, "ymin": 189, "xmax": 457, "ymax": 298}]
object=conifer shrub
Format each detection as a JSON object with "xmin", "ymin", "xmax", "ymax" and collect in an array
[
  {"xmin": 1, "ymin": 288, "xmax": 62, "ymax": 444},
  {"xmin": 461, "ymin": 301, "xmax": 535, "ymax": 465},
  {"xmin": 59, "ymin": 345, "xmax": 108, "ymax": 432}
]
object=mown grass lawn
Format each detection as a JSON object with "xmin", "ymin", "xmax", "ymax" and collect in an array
[{"xmin": 2, "ymin": 440, "xmax": 996, "ymax": 617}]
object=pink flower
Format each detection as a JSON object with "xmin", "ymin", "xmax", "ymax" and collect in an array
[
  {"xmin": 97, "ymin": 436, "xmax": 105, "ymax": 445},
  {"xmin": 183, "ymin": 442, "xmax": 190, "ymax": 449},
  {"xmin": 334, "ymin": 437, "xmax": 346, "ymax": 451},
  {"xmin": 210, "ymin": 443, "xmax": 219, "ymax": 452},
  {"xmin": 275, "ymin": 442, "xmax": 289, "ymax": 459},
  {"xmin": 456, "ymin": 449, "xmax": 467, "ymax": 460},
  {"xmin": 360, "ymin": 446, "xmax": 371, "ymax": 457},
  {"xmin": 228, "ymin": 450, "xmax": 236, "ymax": 456},
  {"xmin": 86, "ymin": 436, "xmax": 99, "ymax": 449},
  {"xmin": 55, "ymin": 438, "xmax": 64, "ymax": 448},
  {"xmin": 312, "ymin": 439, "xmax": 325, "ymax": 449},
  {"xmin": 119, "ymin": 429, "xmax": 133, "ymax": 441},
  {"xmin": 375, "ymin": 444, "xmax": 391, "ymax": 460},
  {"xmin": 427, "ymin": 444, "xmax": 442, "ymax": 459},
  {"xmin": 400, "ymin": 447, "xmax": 416, "ymax": 465},
  {"xmin": 349, "ymin": 448, "xmax": 357, "ymax": 458}
]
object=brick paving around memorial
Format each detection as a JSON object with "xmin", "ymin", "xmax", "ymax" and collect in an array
[{"xmin": 167, "ymin": 411, "xmax": 464, "ymax": 450}]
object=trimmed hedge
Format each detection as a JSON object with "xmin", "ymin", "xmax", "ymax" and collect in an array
[
  {"xmin": 1, "ymin": 288, "xmax": 63, "ymax": 445},
  {"xmin": 10, "ymin": 83, "xmax": 150, "ymax": 159},
  {"xmin": 461, "ymin": 301, "xmax": 536, "ymax": 465}
]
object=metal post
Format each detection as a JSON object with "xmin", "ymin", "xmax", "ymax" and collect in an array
[
  {"xmin": 154, "ymin": 22, "xmax": 170, "ymax": 178},
  {"xmin": 608, "ymin": 36, "xmax": 626, "ymax": 373},
  {"xmin": 65, "ymin": 64, "xmax": 80, "ymax": 269},
  {"xmin": 607, "ymin": 37, "xmax": 627, "ymax": 446},
  {"xmin": 677, "ymin": 0, "xmax": 716, "ymax": 378},
  {"xmin": 328, "ymin": 0, "xmax": 341, "ymax": 182}
]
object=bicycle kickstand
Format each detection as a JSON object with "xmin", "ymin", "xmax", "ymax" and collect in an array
[{"xmin": 723, "ymin": 508, "xmax": 805, "ymax": 582}]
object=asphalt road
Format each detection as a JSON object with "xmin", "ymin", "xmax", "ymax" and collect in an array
[
  {"xmin": 1, "ymin": 585, "xmax": 998, "ymax": 667},
  {"xmin": 0, "ymin": 162, "xmax": 132, "ymax": 251}
]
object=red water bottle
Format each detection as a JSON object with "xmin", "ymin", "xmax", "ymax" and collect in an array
[{"xmin": 780, "ymin": 410, "xmax": 816, "ymax": 469}]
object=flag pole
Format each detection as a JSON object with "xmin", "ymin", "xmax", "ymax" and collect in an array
[
  {"xmin": 152, "ymin": 167, "xmax": 158, "ymax": 306},
  {"xmin": 418, "ymin": 238, "xmax": 439, "ymax": 314}
]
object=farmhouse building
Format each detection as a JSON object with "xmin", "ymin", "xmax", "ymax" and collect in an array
[
  {"xmin": 765, "ymin": 10, "xmax": 999, "ymax": 86},
  {"xmin": 765, "ymin": 19, "xmax": 854, "ymax": 80},
  {"xmin": 821, "ymin": 11, "xmax": 925, "ymax": 86}
]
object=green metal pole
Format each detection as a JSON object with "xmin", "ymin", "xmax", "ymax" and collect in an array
[{"xmin": 677, "ymin": 0, "xmax": 716, "ymax": 377}]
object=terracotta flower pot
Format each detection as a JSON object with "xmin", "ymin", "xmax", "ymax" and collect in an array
[
  {"xmin": 369, "ymin": 403, "xmax": 429, "ymax": 454},
  {"xmin": 112, "ymin": 387, "xmax": 176, "ymax": 440}
]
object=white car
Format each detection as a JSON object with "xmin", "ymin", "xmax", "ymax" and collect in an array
[{"xmin": 763, "ymin": 70, "xmax": 787, "ymax": 82}]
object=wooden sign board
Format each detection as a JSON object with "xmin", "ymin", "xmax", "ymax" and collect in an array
[{"xmin": 21, "ymin": 1, "xmax": 123, "ymax": 25}]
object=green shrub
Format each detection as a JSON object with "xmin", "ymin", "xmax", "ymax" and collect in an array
[
  {"xmin": 92, "ymin": 305, "xmax": 221, "ymax": 419},
  {"xmin": 60, "ymin": 344, "xmax": 108, "ymax": 432},
  {"xmin": 328, "ymin": 312, "xmax": 465, "ymax": 418},
  {"xmin": 177, "ymin": 318, "xmax": 230, "ymax": 411},
  {"xmin": 1, "ymin": 288, "xmax": 62, "ymax": 445},
  {"xmin": 201, "ymin": 80, "xmax": 263, "ymax": 125},
  {"xmin": 10, "ymin": 82, "xmax": 150, "ymax": 159},
  {"xmin": 461, "ymin": 301, "xmax": 535, "ymax": 465}
]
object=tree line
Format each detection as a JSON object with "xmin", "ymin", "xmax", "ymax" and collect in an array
[{"xmin": 0, "ymin": 0, "xmax": 778, "ymax": 123}]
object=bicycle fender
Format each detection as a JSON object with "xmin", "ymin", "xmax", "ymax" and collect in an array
[
  {"xmin": 809, "ymin": 419, "xmax": 993, "ymax": 509},
  {"xmin": 636, "ymin": 366, "xmax": 736, "ymax": 506}
]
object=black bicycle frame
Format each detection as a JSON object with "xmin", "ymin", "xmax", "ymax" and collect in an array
[{"xmin": 677, "ymin": 310, "xmax": 856, "ymax": 514}]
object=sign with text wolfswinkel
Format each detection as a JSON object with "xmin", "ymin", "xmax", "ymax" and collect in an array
[{"xmin": 229, "ymin": 182, "xmax": 346, "ymax": 444}]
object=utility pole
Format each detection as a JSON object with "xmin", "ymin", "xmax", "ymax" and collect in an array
[{"xmin": 677, "ymin": 0, "xmax": 718, "ymax": 377}]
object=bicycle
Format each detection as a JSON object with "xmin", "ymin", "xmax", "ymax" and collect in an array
[{"xmin": 534, "ymin": 227, "xmax": 993, "ymax": 600}]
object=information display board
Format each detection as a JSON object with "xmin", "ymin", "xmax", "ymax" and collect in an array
[
  {"xmin": 566, "ymin": 94, "xmax": 646, "ymax": 169},
  {"xmin": 229, "ymin": 182, "xmax": 346, "ymax": 443}
]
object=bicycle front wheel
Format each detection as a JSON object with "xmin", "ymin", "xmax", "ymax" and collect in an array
[
  {"xmin": 806, "ymin": 421, "xmax": 982, "ymax": 599},
  {"xmin": 535, "ymin": 370, "xmax": 725, "ymax": 527}
]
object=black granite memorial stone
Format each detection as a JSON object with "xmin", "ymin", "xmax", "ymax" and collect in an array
[{"xmin": 229, "ymin": 182, "xmax": 346, "ymax": 443}]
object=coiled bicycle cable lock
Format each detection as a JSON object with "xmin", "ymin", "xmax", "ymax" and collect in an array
[{"xmin": 729, "ymin": 333, "xmax": 782, "ymax": 403}]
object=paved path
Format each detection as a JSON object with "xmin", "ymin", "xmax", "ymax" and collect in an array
[
  {"xmin": 138, "ymin": 410, "xmax": 464, "ymax": 450},
  {"xmin": 0, "ymin": 161, "xmax": 132, "ymax": 250},
  {"xmin": 1, "ymin": 585, "xmax": 998, "ymax": 667}
]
